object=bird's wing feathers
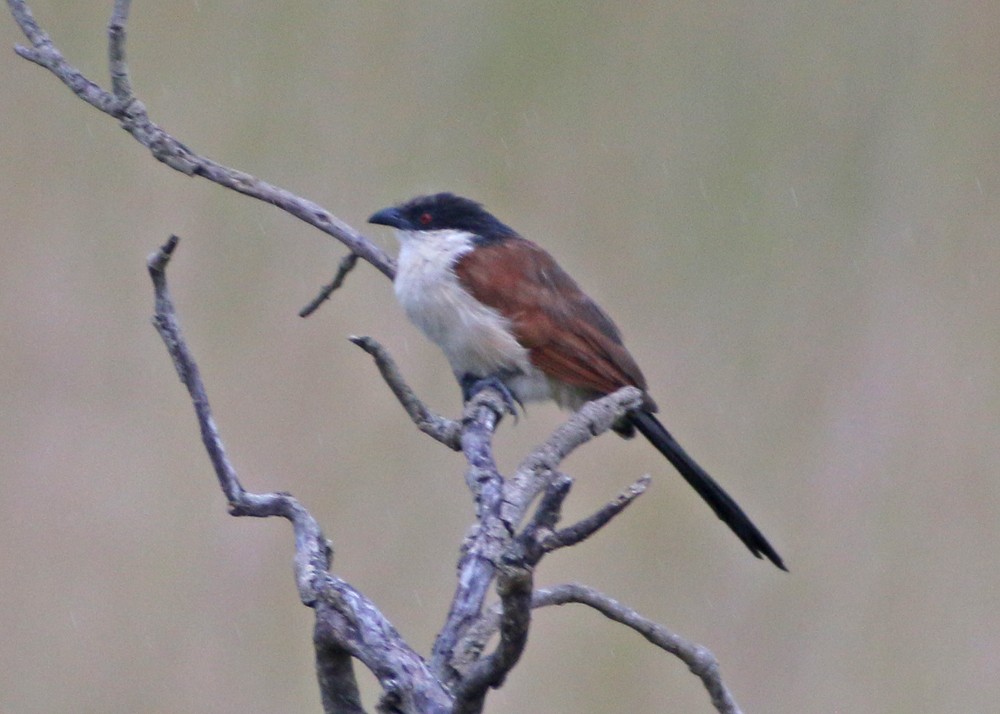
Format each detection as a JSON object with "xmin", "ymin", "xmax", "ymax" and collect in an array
[{"xmin": 454, "ymin": 237, "xmax": 650, "ymax": 400}]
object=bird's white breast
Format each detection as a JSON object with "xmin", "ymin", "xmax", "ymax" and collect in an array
[{"xmin": 393, "ymin": 229, "xmax": 552, "ymax": 402}]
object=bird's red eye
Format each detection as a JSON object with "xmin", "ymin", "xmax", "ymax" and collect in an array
[{"xmin": 419, "ymin": 212, "xmax": 433, "ymax": 226}]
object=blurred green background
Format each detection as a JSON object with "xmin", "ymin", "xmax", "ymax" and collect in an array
[{"xmin": 3, "ymin": 2, "xmax": 999, "ymax": 712}]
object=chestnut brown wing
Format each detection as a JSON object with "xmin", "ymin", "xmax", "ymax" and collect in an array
[{"xmin": 454, "ymin": 237, "xmax": 650, "ymax": 401}]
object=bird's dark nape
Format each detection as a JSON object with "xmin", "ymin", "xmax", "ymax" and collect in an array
[
  {"xmin": 372, "ymin": 192, "xmax": 518, "ymax": 241},
  {"xmin": 628, "ymin": 411, "xmax": 787, "ymax": 571}
]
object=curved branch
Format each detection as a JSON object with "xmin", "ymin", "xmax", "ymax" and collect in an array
[
  {"xmin": 350, "ymin": 335, "xmax": 462, "ymax": 449},
  {"xmin": 451, "ymin": 559, "xmax": 533, "ymax": 714},
  {"xmin": 431, "ymin": 388, "xmax": 509, "ymax": 685},
  {"xmin": 355, "ymin": 344, "xmax": 660, "ymax": 698},
  {"xmin": 540, "ymin": 474, "xmax": 651, "ymax": 553},
  {"xmin": 535, "ymin": 584, "xmax": 743, "ymax": 714},
  {"xmin": 450, "ymin": 472, "xmax": 651, "ymax": 690},
  {"xmin": 502, "ymin": 386, "xmax": 646, "ymax": 526},
  {"xmin": 458, "ymin": 582, "xmax": 742, "ymax": 714},
  {"xmin": 147, "ymin": 236, "xmax": 450, "ymax": 714},
  {"xmin": 300, "ymin": 252, "xmax": 360, "ymax": 317},
  {"xmin": 14, "ymin": 2, "xmax": 766, "ymax": 709},
  {"xmin": 9, "ymin": 0, "xmax": 395, "ymax": 279},
  {"xmin": 440, "ymin": 389, "xmax": 652, "ymax": 701}
]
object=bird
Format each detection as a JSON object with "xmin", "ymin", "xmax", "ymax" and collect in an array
[{"xmin": 368, "ymin": 192, "xmax": 785, "ymax": 570}]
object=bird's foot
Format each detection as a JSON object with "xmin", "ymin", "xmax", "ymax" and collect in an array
[{"xmin": 460, "ymin": 373, "xmax": 522, "ymax": 421}]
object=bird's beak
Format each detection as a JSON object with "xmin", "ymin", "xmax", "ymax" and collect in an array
[{"xmin": 368, "ymin": 206, "xmax": 407, "ymax": 230}]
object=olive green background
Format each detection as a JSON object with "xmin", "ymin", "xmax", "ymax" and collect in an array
[{"xmin": 3, "ymin": 2, "xmax": 999, "ymax": 712}]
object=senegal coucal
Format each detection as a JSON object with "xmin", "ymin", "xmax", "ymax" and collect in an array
[{"xmin": 369, "ymin": 192, "xmax": 785, "ymax": 570}]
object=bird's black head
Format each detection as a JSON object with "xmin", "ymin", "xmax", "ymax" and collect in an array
[{"xmin": 368, "ymin": 193, "xmax": 516, "ymax": 242}]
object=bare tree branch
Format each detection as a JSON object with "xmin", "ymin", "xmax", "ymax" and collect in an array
[
  {"xmin": 449, "ymin": 471, "xmax": 651, "ymax": 692},
  {"xmin": 300, "ymin": 252, "xmax": 360, "ymax": 317},
  {"xmin": 314, "ymin": 633, "xmax": 367, "ymax": 714},
  {"xmin": 540, "ymin": 474, "xmax": 652, "ymax": 553},
  {"xmin": 8, "ymin": 0, "xmax": 395, "ymax": 280},
  {"xmin": 349, "ymin": 353, "xmax": 660, "ymax": 701},
  {"xmin": 536, "ymin": 584, "xmax": 743, "ymax": 713},
  {"xmin": 502, "ymin": 386, "xmax": 646, "ymax": 527},
  {"xmin": 9, "ymin": 0, "xmax": 120, "ymax": 114},
  {"xmin": 449, "ymin": 472, "xmax": 583, "ymax": 714},
  {"xmin": 431, "ymin": 389, "xmax": 510, "ymax": 686},
  {"xmin": 462, "ymin": 583, "xmax": 743, "ymax": 714},
  {"xmin": 147, "ymin": 236, "xmax": 451, "ymax": 714},
  {"xmin": 107, "ymin": 0, "xmax": 132, "ymax": 99},
  {"xmin": 439, "ymin": 389, "xmax": 653, "ymax": 702},
  {"xmin": 11, "ymin": 2, "xmax": 761, "ymax": 710},
  {"xmin": 349, "ymin": 341, "xmax": 657, "ymax": 705},
  {"xmin": 349, "ymin": 335, "xmax": 462, "ymax": 449},
  {"xmin": 451, "ymin": 558, "xmax": 533, "ymax": 714}
]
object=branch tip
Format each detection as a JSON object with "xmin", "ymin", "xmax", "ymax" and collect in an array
[
  {"xmin": 15, "ymin": 0, "xmax": 751, "ymax": 705},
  {"xmin": 147, "ymin": 234, "xmax": 179, "ymax": 273},
  {"xmin": 300, "ymin": 252, "xmax": 359, "ymax": 317},
  {"xmin": 541, "ymin": 473, "xmax": 652, "ymax": 553},
  {"xmin": 350, "ymin": 335, "xmax": 462, "ymax": 449}
]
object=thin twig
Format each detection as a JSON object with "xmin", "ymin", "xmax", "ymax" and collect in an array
[
  {"xmin": 13, "ymin": 2, "xmax": 759, "ymax": 709},
  {"xmin": 534, "ymin": 584, "xmax": 743, "ymax": 714},
  {"xmin": 349, "ymin": 336, "xmax": 462, "ymax": 449},
  {"xmin": 540, "ymin": 474, "xmax": 652, "ymax": 553},
  {"xmin": 523, "ymin": 473, "xmax": 574, "ymax": 540},
  {"xmin": 8, "ymin": 0, "xmax": 395, "ymax": 279},
  {"xmin": 502, "ymin": 386, "xmax": 645, "ymax": 527},
  {"xmin": 147, "ymin": 236, "xmax": 450, "ymax": 714},
  {"xmin": 300, "ymin": 252, "xmax": 360, "ymax": 317},
  {"xmin": 107, "ymin": 0, "xmax": 132, "ymax": 101},
  {"xmin": 459, "ymin": 583, "xmax": 742, "ymax": 714}
]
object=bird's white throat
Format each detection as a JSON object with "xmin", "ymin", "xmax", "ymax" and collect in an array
[{"xmin": 392, "ymin": 228, "xmax": 552, "ymax": 403}]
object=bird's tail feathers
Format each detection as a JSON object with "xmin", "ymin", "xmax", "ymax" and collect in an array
[{"xmin": 629, "ymin": 411, "xmax": 786, "ymax": 571}]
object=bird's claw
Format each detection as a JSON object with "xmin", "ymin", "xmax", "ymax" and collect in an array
[{"xmin": 460, "ymin": 374, "xmax": 522, "ymax": 421}]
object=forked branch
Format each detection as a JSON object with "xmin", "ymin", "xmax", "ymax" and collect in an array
[
  {"xmin": 147, "ymin": 236, "xmax": 450, "ymax": 714},
  {"xmin": 533, "ymin": 584, "xmax": 743, "ymax": 714},
  {"xmin": 462, "ymin": 583, "xmax": 744, "ymax": 714},
  {"xmin": 9, "ymin": 0, "xmax": 394, "ymax": 282},
  {"xmin": 12, "ymin": 2, "xmax": 750, "ymax": 711}
]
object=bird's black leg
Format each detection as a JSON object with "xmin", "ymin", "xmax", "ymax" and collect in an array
[{"xmin": 460, "ymin": 373, "xmax": 521, "ymax": 420}]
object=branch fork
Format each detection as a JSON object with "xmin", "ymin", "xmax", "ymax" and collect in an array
[{"xmin": 12, "ymin": 2, "xmax": 747, "ymax": 711}]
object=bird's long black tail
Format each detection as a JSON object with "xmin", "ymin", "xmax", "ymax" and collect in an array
[{"xmin": 629, "ymin": 410, "xmax": 786, "ymax": 571}]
